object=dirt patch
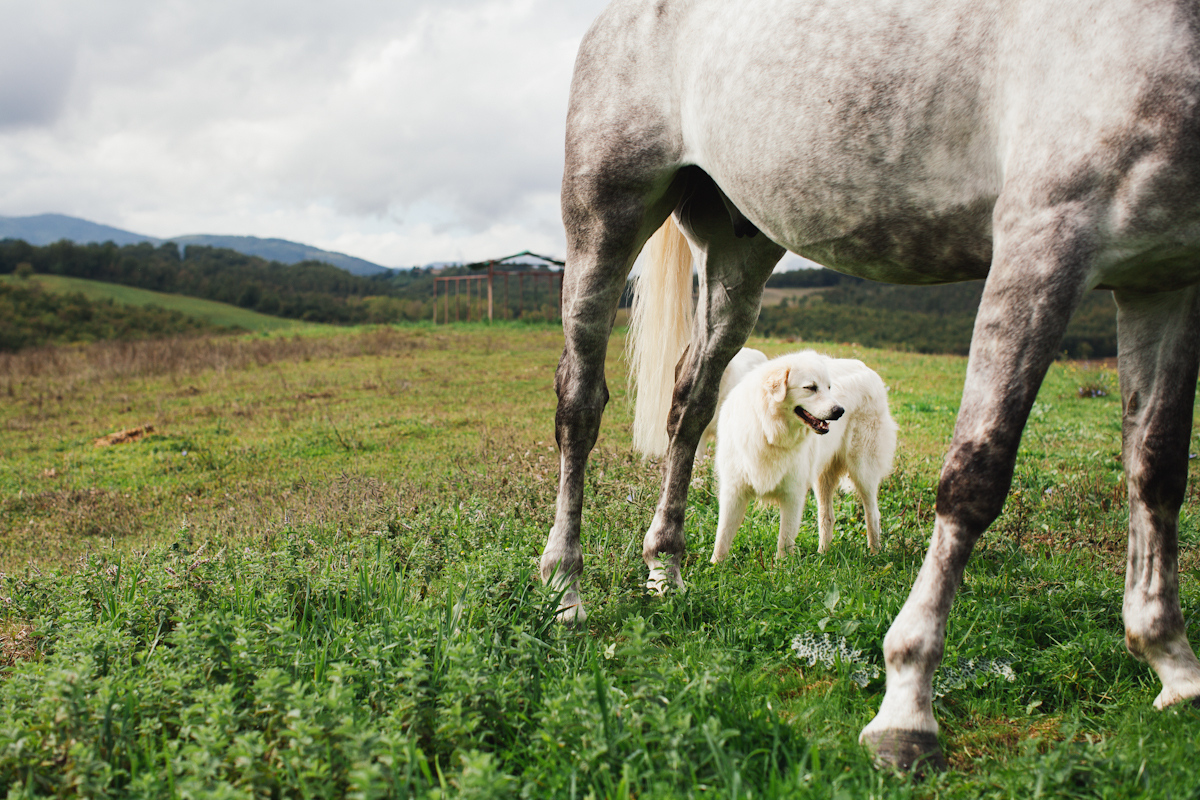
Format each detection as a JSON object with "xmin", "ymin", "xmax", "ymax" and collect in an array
[
  {"xmin": 94, "ymin": 424, "xmax": 155, "ymax": 446},
  {"xmin": 947, "ymin": 715, "xmax": 1064, "ymax": 771},
  {"xmin": 0, "ymin": 623, "xmax": 39, "ymax": 669}
]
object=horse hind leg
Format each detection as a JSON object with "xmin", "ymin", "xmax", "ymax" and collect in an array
[
  {"xmin": 641, "ymin": 170, "xmax": 785, "ymax": 591},
  {"xmin": 1115, "ymin": 286, "xmax": 1200, "ymax": 708}
]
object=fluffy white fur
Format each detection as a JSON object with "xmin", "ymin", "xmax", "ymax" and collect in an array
[
  {"xmin": 710, "ymin": 350, "xmax": 897, "ymax": 562},
  {"xmin": 699, "ymin": 347, "xmax": 769, "ymax": 453}
]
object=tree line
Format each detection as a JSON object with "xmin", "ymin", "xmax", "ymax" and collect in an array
[
  {"xmin": 0, "ymin": 239, "xmax": 568, "ymax": 328},
  {"xmin": 0, "ymin": 238, "xmax": 439, "ymax": 324},
  {"xmin": 1, "ymin": 237, "xmax": 1120, "ymax": 359},
  {"xmin": 758, "ymin": 271, "xmax": 1118, "ymax": 359}
]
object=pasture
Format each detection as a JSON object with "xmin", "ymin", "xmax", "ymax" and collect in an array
[{"xmin": 2, "ymin": 324, "xmax": 1199, "ymax": 797}]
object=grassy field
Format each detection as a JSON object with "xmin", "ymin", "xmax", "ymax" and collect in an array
[
  {"xmin": 0, "ymin": 274, "xmax": 318, "ymax": 333},
  {"xmin": 2, "ymin": 323, "xmax": 1200, "ymax": 797}
]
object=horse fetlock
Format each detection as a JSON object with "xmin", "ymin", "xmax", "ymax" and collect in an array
[
  {"xmin": 1134, "ymin": 635, "xmax": 1200, "ymax": 709},
  {"xmin": 541, "ymin": 558, "xmax": 588, "ymax": 626},
  {"xmin": 539, "ymin": 554, "xmax": 580, "ymax": 587},
  {"xmin": 882, "ymin": 626, "xmax": 944, "ymax": 676},
  {"xmin": 554, "ymin": 592, "xmax": 589, "ymax": 626},
  {"xmin": 645, "ymin": 554, "xmax": 685, "ymax": 594}
]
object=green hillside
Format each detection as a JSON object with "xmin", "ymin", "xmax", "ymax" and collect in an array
[{"xmin": 0, "ymin": 274, "xmax": 316, "ymax": 333}]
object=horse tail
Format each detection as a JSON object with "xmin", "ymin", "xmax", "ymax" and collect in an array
[{"xmin": 627, "ymin": 216, "xmax": 695, "ymax": 457}]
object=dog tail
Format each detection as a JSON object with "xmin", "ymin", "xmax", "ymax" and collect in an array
[{"xmin": 627, "ymin": 216, "xmax": 694, "ymax": 457}]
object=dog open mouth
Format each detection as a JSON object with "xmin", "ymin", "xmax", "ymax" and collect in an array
[{"xmin": 795, "ymin": 406, "xmax": 830, "ymax": 434}]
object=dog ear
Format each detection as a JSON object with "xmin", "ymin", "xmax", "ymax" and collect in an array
[
  {"xmin": 759, "ymin": 366, "xmax": 792, "ymax": 445},
  {"xmin": 764, "ymin": 366, "xmax": 791, "ymax": 404}
]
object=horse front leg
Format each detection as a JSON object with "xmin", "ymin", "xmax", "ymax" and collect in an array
[
  {"xmin": 860, "ymin": 213, "xmax": 1090, "ymax": 771},
  {"xmin": 542, "ymin": 199, "xmax": 664, "ymax": 622},
  {"xmin": 1115, "ymin": 287, "xmax": 1200, "ymax": 708},
  {"xmin": 542, "ymin": 310, "xmax": 613, "ymax": 624}
]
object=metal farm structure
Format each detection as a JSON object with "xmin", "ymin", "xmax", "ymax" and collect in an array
[{"xmin": 431, "ymin": 251, "xmax": 564, "ymax": 324}]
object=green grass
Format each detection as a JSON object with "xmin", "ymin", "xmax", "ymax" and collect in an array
[
  {"xmin": 2, "ymin": 325, "xmax": 1200, "ymax": 797},
  {"xmin": 0, "ymin": 274, "xmax": 319, "ymax": 333}
]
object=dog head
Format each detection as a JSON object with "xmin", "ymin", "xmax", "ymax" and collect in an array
[{"xmin": 759, "ymin": 352, "xmax": 845, "ymax": 444}]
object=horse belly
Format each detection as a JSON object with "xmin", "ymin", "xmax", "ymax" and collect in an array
[
  {"xmin": 678, "ymin": 0, "xmax": 1002, "ymax": 282},
  {"xmin": 1095, "ymin": 235, "xmax": 1200, "ymax": 293},
  {"xmin": 675, "ymin": 0, "xmax": 1200, "ymax": 287}
]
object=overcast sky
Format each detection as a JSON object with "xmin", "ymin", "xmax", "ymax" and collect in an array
[
  {"xmin": 0, "ymin": 0, "xmax": 606, "ymax": 267},
  {"xmin": 0, "ymin": 0, "xmax": 814, "ymax": 270}
]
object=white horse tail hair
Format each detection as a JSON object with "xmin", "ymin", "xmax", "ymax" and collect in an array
[{"xmin": 627, "ymin": 215, "xmax": 695, "ymax": 457}]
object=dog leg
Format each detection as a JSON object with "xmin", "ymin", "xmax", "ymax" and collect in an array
[
  {"xmin": 859, "ymin": 481, "xmax": 884, "ymax": 554},
  {"xmin": 815, "ymin": 469, "xmax": 838, "ymax": 554},
  {"xmin": 712, "ymin": 485, "xmax": 752, "ymax": 563},
  {"xmin": 846, "ymin": 464, "xmax": 885, "ymax": 554},
  {"xmin": 776, "ymin": 483, "xmax": 808, "ymax": 559}
]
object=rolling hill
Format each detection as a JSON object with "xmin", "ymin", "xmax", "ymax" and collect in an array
[{"xmin": 0, "ymin": 274, "xmax": 317, "ymax": 334}]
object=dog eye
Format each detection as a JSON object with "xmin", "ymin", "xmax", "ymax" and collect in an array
[{"xmin": 804, "ymin": 384, "xmax": 818, "ymax": 391}]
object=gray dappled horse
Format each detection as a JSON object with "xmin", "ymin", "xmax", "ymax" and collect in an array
[{"xmin": 540, "ymin": 0, "xmax": 1200, "ymax": 771}]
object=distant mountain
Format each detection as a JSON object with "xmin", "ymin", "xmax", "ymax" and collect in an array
[
  {"xmin": 0, "ymin": 213, "xmax": 160, "ymax": 248},
  {"xmin": 169, "ymin": 234, "xmax": 388, "ymax": 277},
  {"xmin": 0, "ymin": 213, "xmax": 391, "ymax": 276}
]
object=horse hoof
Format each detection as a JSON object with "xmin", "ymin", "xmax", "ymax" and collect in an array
[
  {"xmin": 860, "ymin": 729, "xmax": 947, "ymax": 775},
  {"xmin": 555, "ymin": 599, "xmax": 588, "ymax": 625}
]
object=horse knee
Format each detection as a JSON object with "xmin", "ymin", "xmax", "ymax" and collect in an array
[
  {"xmin": 1126, "ymin": 454, "xmax": 1188, "ymax": 515},
  {"xmin": 555, "ymin": 352, "xmax": 609, "ymax": 432},
  {"xmin": 935, "ymin": 440, "xmax": 1014, "ymax": 534}
]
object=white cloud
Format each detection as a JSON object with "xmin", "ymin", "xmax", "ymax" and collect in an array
[
  {"xmin": 0, "ymin": 15, "xmax": 76, "ymax": 128},
  {"xmin": 0, "ymin": 0, "xmax": 606, "ymax": 265}
]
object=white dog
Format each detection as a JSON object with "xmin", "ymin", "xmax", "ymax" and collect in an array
[{"xmin": 710, "ymin": 350, "xmax": 897, "ymax": 562}]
